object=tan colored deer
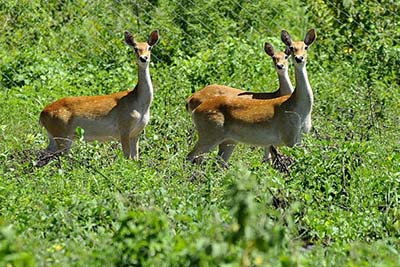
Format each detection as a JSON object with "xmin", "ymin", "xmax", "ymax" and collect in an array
[
  {"xmin": 39, "ymin": 30, "xmax": 159, "ymax": 160},
  {"xmin": 281, "ymin": 29, "xmax": 316, "ymax": 134},
  {"xmin": 186, "ymin": 43, "xmax": 293, "ymax": 112},
  {"xmin": 186, "ymin": 43, "xmax": 293, "ymax": 162},
  {"xmin": 187, "ymin": 29, "xmax": 316, "ymax": 164}
]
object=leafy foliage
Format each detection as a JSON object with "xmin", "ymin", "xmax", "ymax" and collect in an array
[
  {"xmin": 113, "ymin": 210, "xmax": 172, "ymax": 266},
  {"xmin": 0, "ymin": 220, "xmax": 35, "ymax": 267}
]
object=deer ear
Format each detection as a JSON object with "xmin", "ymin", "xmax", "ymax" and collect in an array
[
  {"xmin": 284, "ymin": 46, "xmax": 292, "ymax": 56},
  {"xmin": 304, "ymin": 29, "xmax": 316, "ymax": 46},
  {"xmin": 124, "ymin": 31, "xmax": 136, "ymax": 47},
  {"xmin": 264, "ymin": 42, "xmax": 275, "ymax": 57},
  {"xmin": 281, "ymin": 30, "xmax": 292, "ymax": 46},
  {"xmin": 148, "ymin": 30, "xmax": 159, "ymax": 47}
]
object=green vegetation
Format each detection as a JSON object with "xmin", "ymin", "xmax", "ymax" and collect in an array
[{"xmin": 1, "ymin": 0, "xmax": 399, "ymax": 266}]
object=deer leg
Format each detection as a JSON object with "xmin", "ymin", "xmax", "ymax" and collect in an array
[
  {"xmin": 120, "ymin": 132, "xmax": 131, "ymax": 159},
  {"xmin": 186, "ymin": 137, "xmax": 220, "ymax": 164},
  {"xmin": 269, "ymin": 146, "xmax": 279, "ymax": 162},
  {"xmin": 129, "ymin": 134, "xmax": 140, "ymax": 160},
  {"xmin": 46, "ymin": 133, "xmax": 59, "ymax": 152},
  {"xmin": 262, "ymin": 145, "xmax": 273, "ymax": 163},
  {"xmin": 262, "ymin": 145, "xmax": 282, "ymax": 163},
  {"xmin": 218, "ymin": 141, "xmax": 236, "ymax": 163},
  {"xmin": 54, "ymin": 136, "xmax": 73, "ymax": 153}
]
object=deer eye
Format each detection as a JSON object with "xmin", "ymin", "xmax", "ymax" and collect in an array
[
  {"xmin": 134, "ymin": 47, "xmax": 139, "ymax": 52},
  {"xmin": 285, "ymin": 55, "xmax": 289, "ymax": 59},
  {"xmin": 305, "ymin": 46, "xmax": 309, "ymax": 50},
  {"xmin": 290, "ymin": 46, "xmax": 294, "ymax": 51}
]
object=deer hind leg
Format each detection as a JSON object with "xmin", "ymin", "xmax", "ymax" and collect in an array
[
  {"xmin": 186, "ymin": 135, "xmax": 222, "ymax": 164},
  {"xmin": 218, "ymin": 141, "xmax": 236, "ymax": 163},
  {"xmin": 269, "ymin": 145, "xmax": 280, "ymax": 164},
  {"xmin": 262, "ymin": 145, "xmax": 277, "ymax": 163},
  {"xmin": 45, "ymin": 133, "xmax": 59, "ymax": 152},
  {"xmin": 188, "ymin": 114, "xmax": 226, "ymax": 164},
  {"xmin": 53, "ymin": 135, "xmax": 73, "ymax": 153}
]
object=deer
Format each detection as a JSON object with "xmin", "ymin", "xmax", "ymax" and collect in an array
[
  {"xmin": 186, "ymin": 43, "xmax": 294, "ymax": 162},
  {"xmin": 281, "ymin": 29, "xmax": 316, "ymax": 134},
  {"xmin": 186, "ymin": 43, "xmax": 293, "ymax": 112},
  {"xmin": 186, "ymin": 29, "xmax": 316, "ymax": 165},
  {"xmin": 39, "ymin": 30, "xmax": 160, "ymax": 160}
]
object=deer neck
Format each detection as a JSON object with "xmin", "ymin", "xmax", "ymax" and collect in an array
[
  {"xmin": 290, "ymin": 63, "xmax": 313, "ymax": 118},
  {"xmin": 277, "ymin": 70, "xmax": 294, "ymax": 95},
  {"xmin": 133, "ymin": 64, "xmax": 153, "ymax": 107}
]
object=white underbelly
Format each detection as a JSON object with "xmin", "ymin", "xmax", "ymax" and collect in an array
[
  {"xmin": 226, "ymin": 123, "xmax": 281, "ymax": 146},
  {"xmin": 73, "ymin": 117, "xmax": 120, "ymax": 141},
  {"xmin": 71, "ymin": 109, "xmax": 150, "ymax": 141}
]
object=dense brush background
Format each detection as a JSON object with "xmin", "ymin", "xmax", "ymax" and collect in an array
[{"xmin": 1, "ymin": 0, "xmax": 399, "ymax": 266}]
